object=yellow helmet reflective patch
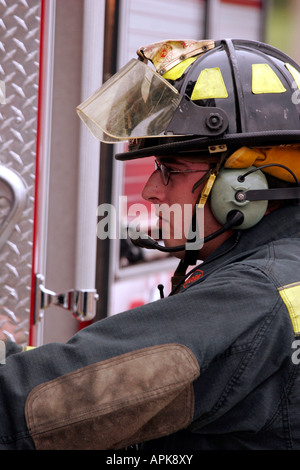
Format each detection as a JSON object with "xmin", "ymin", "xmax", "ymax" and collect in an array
[
  {"xmin": 252, "ymin": 63, "xmax": 286, "ymax": 94},
  {"xmin": 278, "ymin": 282, "xmax": 300, "ymax": 335},
  {"xmin": 285, "ymin": 63, "xmax": 300, "ymax": 90},
  {"xmin": 163, "ymin": 57, "xmax": 197, "ymax": 81},
  {"xmin": 191, "ymin": 67, "xmax": 228, "ymax": 100}
]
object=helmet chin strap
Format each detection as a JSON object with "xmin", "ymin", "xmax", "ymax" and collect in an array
[
  {"xmin": 181, "ymin": 171, "xmax": 217, "ymax": 267},
  {"xmin": 180, "ymin": 153, "xmax": 227, "ymax": 270}
]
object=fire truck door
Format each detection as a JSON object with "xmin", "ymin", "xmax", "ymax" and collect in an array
[{"xmin": 0, "ymin": 0, "xmax": 104, "ymax": 348}]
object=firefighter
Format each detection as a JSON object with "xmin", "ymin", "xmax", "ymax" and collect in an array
[{"xmin": 1, "ymin": 38, "xmax": 300, "ymax": 450}]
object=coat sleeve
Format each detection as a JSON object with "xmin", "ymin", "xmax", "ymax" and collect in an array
[{"xmin": 0, "ymin": 261, "xmax": 290, "ymax": 449}]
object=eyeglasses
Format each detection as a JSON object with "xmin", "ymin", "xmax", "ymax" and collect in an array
[{"xmin": 154, "ymin": 159, "xmax": 208, "ymax": 186}]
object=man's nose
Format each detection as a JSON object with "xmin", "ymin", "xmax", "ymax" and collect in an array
[{"xmin": 141, "ymin": 169, "xmax": 166, "ymax": 202}]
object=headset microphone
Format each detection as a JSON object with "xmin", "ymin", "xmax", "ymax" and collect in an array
[{"xmin": 128, "ymin": 209, "xmax": 244, "ymax": 253}]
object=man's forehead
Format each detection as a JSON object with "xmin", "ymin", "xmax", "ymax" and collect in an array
[
  {"xmin": 156, "ymin": 156, "xmax": 186, "ymax": 164},
  {"xmin": 155, "ymin": 154, "xmax": 220, "ymax": 165}
]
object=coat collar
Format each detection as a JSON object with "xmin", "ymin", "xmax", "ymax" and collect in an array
[{"xmin": 185, "ymin": 204, "xmax": 300, "ymax": 284}]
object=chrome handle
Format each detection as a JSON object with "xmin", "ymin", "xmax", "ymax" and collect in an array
[
  {"xmin": 0, "ymin": 165, "xmax": 28, "ymax": 250},
  {"xmin": 34, "ymin": 274, "xmax": 99, "ymax": 323}
]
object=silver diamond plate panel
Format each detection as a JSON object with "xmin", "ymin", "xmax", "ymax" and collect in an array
[{"xmin": 0, "ymin": 0, "xmax": 41, "ymax": 345}]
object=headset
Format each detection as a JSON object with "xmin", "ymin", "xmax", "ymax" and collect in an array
[
  {"xmin": 129, "ymin": 164, "xmax": 300, "ymax": 254},
  {"xmin": 210, "ymin": 166, "xmax": 268, "ymax": 230}
]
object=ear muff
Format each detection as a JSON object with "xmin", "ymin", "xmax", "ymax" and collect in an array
[{"xmin": 210, "ymin": 166, "xmax": 269, "ymax": 229}]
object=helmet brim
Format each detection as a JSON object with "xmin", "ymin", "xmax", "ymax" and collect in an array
[{"xmin": 115, "ymin": 130, "xmax": 300, "ymax": 161}]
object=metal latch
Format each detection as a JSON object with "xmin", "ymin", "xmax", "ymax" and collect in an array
[{"xmin": 34, "ymin": 274, "xmax": 99, "ymax": 324}]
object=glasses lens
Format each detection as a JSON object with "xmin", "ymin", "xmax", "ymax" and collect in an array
[
  {"xmin": 160, "ymin": 164, "xmax": 169, "ymax": 185},
  {"xmin": 155, "ymin": 160, "xmax": 169, "ymax": 185}
]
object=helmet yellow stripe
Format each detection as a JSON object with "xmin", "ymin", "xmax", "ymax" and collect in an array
[
  {"xmin": 191, "ymin": 67, "xmax": 228, "ymax": 100},
  {"xmin": 252, "ymin": 63, "xmax": 286, "ymax": 94},
  {"xmin": 285, "ymin": 62, "xmax": 300, "ymax": 90},
  {"xmin": 163, "ymin": 57, "xmax": 197, "ymax": 81}
]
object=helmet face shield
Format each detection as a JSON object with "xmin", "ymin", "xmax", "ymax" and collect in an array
[{"xmin": 76, "ymin": 59, "xmax": 183, "ymax": 143}]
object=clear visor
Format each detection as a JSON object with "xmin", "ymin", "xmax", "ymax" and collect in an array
[{"xmin": 76, "ymin": 59, "xmax": 182, "ymax": 143}]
